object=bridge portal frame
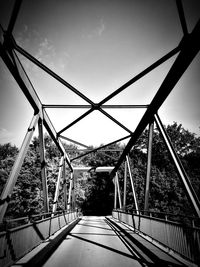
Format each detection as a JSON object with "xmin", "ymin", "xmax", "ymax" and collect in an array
[{"xmin": 0, "ymin": 0, "xmax": 200, "ymax": 222}]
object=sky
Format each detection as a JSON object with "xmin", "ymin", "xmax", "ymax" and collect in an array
[{"xmin": 0, "ymin": 0, "xmax": 200, "ymax": 148}]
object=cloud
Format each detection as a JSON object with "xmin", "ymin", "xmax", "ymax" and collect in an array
[
  {"xmin": 16, "ymin": 26, "xmax": 70, "ymax": 77},
  {"xmin": 83, "ymin": 18, "xmax": 106, "ymax": 39},
  {"xmin": 97, "ymin": 19, "xmax": 105, "ymax": 36},
  {"xmin": 0, "ymin": 128, "xmax": 14, "ymax": 144}
]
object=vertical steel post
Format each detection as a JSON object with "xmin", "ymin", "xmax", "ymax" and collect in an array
[
  {"xmin": 123, "ymin": 161, "xmax": 127, "ymax": 210},
  {"xmin": 154, "ymin": 113, "xmax": 200, "ymax": 217},
  {"xmin": 52, "ymin": 156, "xmax": 64, "ymax": 214},
  {"xmin": 67, "ymin": 172, "xmax": 73, "ymax": 211},
  {"xmin": 116, "ymin": 172, "xmax": 122, "ymax": 209},
  {"xmin": 72, "ymin": 172, "xmax": 75, "ymax": 210},
  {"xmin": 126, "ymin": 155, "xmax": 139, "ymax": 214},
  {"xmin": 63, "ymin": 160, "xmax": 67, "ymax": 210},
  {"xmin": 0, "ymin": 114, "xmax": 39, "ymax": 222},
  {"xmin": 38, "ymin": 118, "xmax": 49, "ymax": 213},
  {"xmin": 114, "ymin": 175, "xmax": 117, "ymax": 209},
  {"xmin": 144, "ymin": 121, "xmax": 154, "ymax": 211}
]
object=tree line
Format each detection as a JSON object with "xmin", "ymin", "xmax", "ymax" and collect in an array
[{"xmin": 0, "ymin": 122, "xmax": 199, "ymax": 219}]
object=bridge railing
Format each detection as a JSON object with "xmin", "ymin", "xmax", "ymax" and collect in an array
[
  {"xmin": 0, "ymin": 209, "xmax": 80, "ymax": 267},
  {"xmin": 112, "ymin": 209, "xmax": 200, "ymax": 265}
]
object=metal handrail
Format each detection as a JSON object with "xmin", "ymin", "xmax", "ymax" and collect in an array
[
  {"xmin": 0, "ymin": 209, "xmax": 78, "ymax": 231},
  {"xmin": 113, "ymin": 209, "xmax": 200, "ymax": 264},
  {"xmin": 115, "ymin": 208, "xmax": 200, "ymax": 228},
  {"xmin": 0, "ymin": 210, "xmax": 80, "ymax": 267}
]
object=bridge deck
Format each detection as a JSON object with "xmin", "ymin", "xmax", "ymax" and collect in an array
[{"xmin": 13, "ymin": 216, "xmax": 185, "ymax": 267}]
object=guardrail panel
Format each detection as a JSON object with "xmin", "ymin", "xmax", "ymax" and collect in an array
[
  {"xmin": 112, "ymin": 210, "xmax": 200, "ymax": 264},
  {"xmin": 0, "ymin": 211, "xmax": 79, "ymax": 267},
  {"xmin": 11, "ymin": 224, "xmax": 41, "ymax": 259},
  {"xmin": 36, "ymin": 218, "xmax": 51, "ymax": 240}
]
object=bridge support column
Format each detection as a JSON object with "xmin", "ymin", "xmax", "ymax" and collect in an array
[
  {"xmin": 67, "ymin": 172, "xmax": 73, "ymax": 211},
  {"xmin": 116, "ymin": 172, "xmax": 122, "ymax": 209},
  {"xmin": 144, "ymin": 120, "xmax": 154, "ymax": 211},
  {"xmin": 52, "ymin": 156, "xmax": 64, "ymax": 214},
  {"xmin": 126, "ymin": 155, "xmax": 139, "ymax": 214},
  {"xmin": 0, "ymin": 113, "xmax": 39, "ymax": 222},
  {"xmin": 123, "ymin": 161, "xmax": 127, "ymax": 210},
  {"xmin": 114, "ymin": 175, "xmax": 117, "ymax": 209},
  {"xmin": 38, "ymin": 118, "xmax": 49, "ymax": 213},
  {"xmin": 154, "ymin": 113, "xmax": 200, "ymax": 217},
  {"xmin": 63, "ymin": 160, "xmax": 67, "ymax": 210}
]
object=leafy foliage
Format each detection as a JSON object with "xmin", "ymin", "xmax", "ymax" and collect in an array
[{"xmin": 0, "ymin": 122, "xmax": 199, "ymax": 219}]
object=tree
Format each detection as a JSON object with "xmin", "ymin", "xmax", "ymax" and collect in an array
[{"xmin": 82, "ymin": 171, "xmax": 114, "ymax": 215}]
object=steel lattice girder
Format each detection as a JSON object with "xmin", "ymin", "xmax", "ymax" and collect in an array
[
  {"xmin": 0, "ymin": 0, "xmax": 200, "ymax": 218},
  {"xmin": 110, "ymin": 19, "xmax": 200, "ymax": 178},
  {"xmin": 0, "ymin": 38, "xmax": 72, "ymax": 172}
]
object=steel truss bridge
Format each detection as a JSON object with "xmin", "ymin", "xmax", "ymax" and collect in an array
[{"xmin": 0, "ymin": 0, "xmax": 200, "ymax": 266}]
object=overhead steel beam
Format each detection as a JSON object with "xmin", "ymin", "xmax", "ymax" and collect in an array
[
  {"xmin": 66, "ymin": 149, "xmax": 123, "ymax": 152},
  {"xmin": 43, "ymin": 104, "xmax": 92, "ymax": 109},
  {"xmin": 43, "ymin": 104, "xmax": 148, "ymax": 109},
  {"xmin": 71, "ymin": 134, "xmax": 131, "ymax": 161},
  {"xmin": 101, "ymin": 105, "xmax": 148, "ymax": 109},
  {"xmin": 110, "ymin": 20, "xmax": 200, "ymax": 179},
  {"xmin": 43, "ymin": 111, "xmax": 72, "ymax": 171},
  {"xmin": 176, "ymin": 0, "xmax": 188, "ymax": 35},
  {"xmin": 14, "ymin": 42, "xmax": 138, "ymax": 136},
  {"xmin": 0, "ymin": 36, "xmax": 73, "ymax": 172},
  {"xmin": 13, "ymin": 42, "xmax": 141, "ymax": 136},
  {"xmin": 99, "ymin": 108, "xmax": 132, "ymax": 134},
  {"xmin": 154, "ymin": 113, "xmax": 200, "ymax": 217},
  {"xmin": 7, "ymin": 0, "xmax": 23, "ymax": 34},
  {"xmin": 98, "ymin": 46, "xmax": 180, "ymax": 106},
  {"xmin": 0, "ymin": 41, "xmax": 40, "ymax": 113},
  {"xmin": 59, "ymin": 135, "xmax": 90, "ymax": 149},
  {"xmin": 58, "ymin": 106, "xmax": 132, "ymax": 135},
  {"xmin": 14, "ymin": 43, "xmax": 94, "ymax": 106},
  {"xmin": 57, "ymin": 108, "xmax": 94, "ymax": 135}
]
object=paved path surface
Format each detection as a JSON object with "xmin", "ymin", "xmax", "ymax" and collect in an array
[
  {"xmin": 13, "ymin": 216, "xmax": 186, "ymax": 267},
  {"xmin": 43, "ymin": 216, "xmax": 143, "ymax": 267}
]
